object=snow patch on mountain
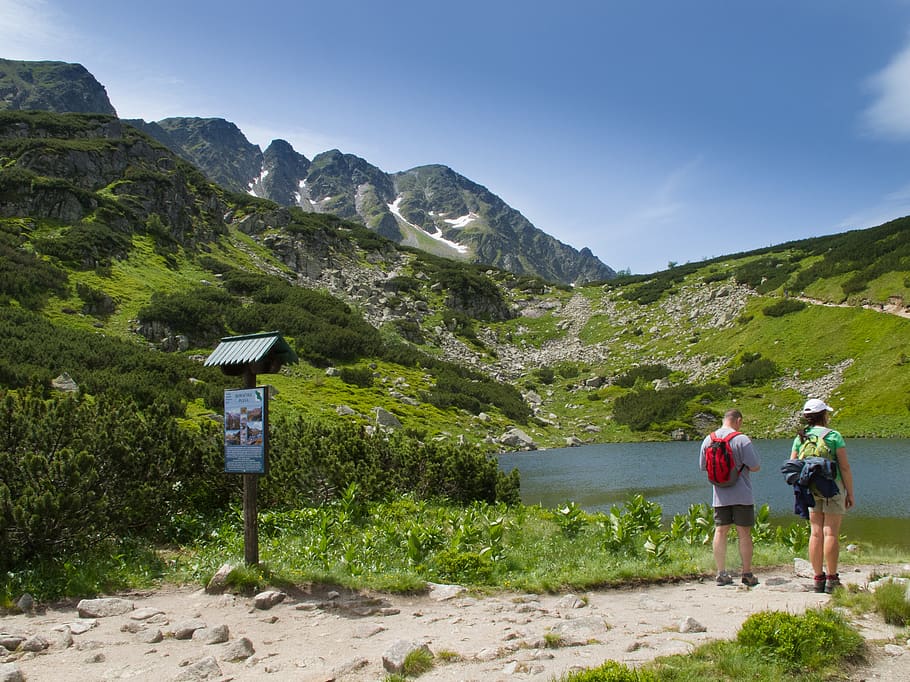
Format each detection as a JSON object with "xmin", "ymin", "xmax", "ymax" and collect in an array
[
  {"xmin": 388, "ymin": 197, "xmax": 469, "ymax": 254},
  {"xmin": 247, "ymin": 166, "xmax": 269, "ymax": 196},
  {"xmin": 444, "ymin": 213, "xmax": 478, "ymax": 229}
]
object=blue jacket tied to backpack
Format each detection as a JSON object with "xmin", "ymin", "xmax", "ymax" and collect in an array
[{"xmin": 780, "ymin": 457, "xmax": 839, "ymax": 519}]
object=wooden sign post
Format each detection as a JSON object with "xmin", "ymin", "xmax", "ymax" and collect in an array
[{"xmin": 205, "ymin": 332, "xmax": 298, "ymax": 566}]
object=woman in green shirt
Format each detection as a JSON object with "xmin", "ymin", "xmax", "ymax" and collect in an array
[{"xmin": 790, "ymin": 398, "xmax": 855, "ymax": 594}]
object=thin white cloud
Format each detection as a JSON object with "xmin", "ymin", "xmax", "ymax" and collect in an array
[
  {"xmin": 0, "ymin": 0, "xmax": 73, "ymax": 60},
  {"xmin": 630, "ymin": 156, "xmax": 703, "ymax": 225},
  {"xmin": 837, "ymin": 180, "xmax": 910, "ymax": 230},
  {"xmin": 862, "ymin": 36, "xmax": 910, "ymax": 139}
]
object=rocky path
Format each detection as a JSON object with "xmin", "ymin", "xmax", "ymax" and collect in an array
[{"xmin": 2, "ymin": 563, "xmax": 908, "ymax": 682}]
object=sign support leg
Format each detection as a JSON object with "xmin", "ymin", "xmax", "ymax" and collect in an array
[
  {"xmin": 242, "ymin": 367, "xmax": 259, "ymax": 566},
  {"xmin": 243, "ymin": 473, "xmax": 259, "ymax": 566}
]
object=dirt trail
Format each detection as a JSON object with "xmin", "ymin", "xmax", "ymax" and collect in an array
[{"xmin": 1, "ymin": 563, "xmax": 908, "ymax": 682}]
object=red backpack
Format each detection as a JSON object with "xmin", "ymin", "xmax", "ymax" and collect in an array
[{"xmin": 705, "ymin": 431, "xmax": 744, "ymax": 487}]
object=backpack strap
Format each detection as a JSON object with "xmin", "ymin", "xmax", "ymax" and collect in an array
[
  {"xmin": 723, "ymin": 430, "xmax": 745, "ymax": 474},
  {"xmin": 722, "ymin": 430, "xmax": 741, "ymax": 443}
]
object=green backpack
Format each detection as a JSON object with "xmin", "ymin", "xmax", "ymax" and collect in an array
[{"xmin": 797, "ymin": 427, "xmax": 832, "ymax": 460}]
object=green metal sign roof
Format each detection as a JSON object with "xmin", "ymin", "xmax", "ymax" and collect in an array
[{"xmin": 204, "ymin": 331, "xmax": 298, "ymax": 369}]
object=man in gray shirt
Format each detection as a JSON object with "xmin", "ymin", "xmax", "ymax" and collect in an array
[{"xmin": 699, "ymin": 408, "xmax": 761, "ymax": 586}]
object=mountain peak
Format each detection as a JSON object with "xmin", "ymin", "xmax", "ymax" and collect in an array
[
  {"xmin": 2, "ymin": 57, "xmax": 614, "ymax": 284},
  {"xmin": 0, "ymin": 58, "xmax": 117, "ymax": 116}
]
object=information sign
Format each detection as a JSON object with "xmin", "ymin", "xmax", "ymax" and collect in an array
[{"xmin": 223, "ymin": 387, "xmax": 268, "ymax": 474}]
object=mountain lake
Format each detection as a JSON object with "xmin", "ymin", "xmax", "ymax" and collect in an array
[{"xmin": 499, "ymin": 438, "xmax": 910, "ymax": 550}]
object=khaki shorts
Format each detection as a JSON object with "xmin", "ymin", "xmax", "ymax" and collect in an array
[{"xmin": 810, "ymin": 488, "xmax": 848, "ymax": 515}]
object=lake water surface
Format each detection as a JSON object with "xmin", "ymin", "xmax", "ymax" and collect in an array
[{"xmin": 499, "ymin": 439, "xmax": 910, "ymax": 550}]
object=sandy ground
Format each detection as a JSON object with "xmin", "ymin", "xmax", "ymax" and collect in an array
[{"xmin": 2, "ymin": 563, "xmax": 908, "ymax": 682}]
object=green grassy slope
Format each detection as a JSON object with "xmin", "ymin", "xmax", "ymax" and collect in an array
[{"xmin": 3, "ymin": 111, "xmax": 910, "ymax": 446}]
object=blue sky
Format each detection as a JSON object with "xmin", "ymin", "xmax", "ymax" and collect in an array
[{"xmin": 5, "ymin": 1, "xmax": 910, "ymax": 274}]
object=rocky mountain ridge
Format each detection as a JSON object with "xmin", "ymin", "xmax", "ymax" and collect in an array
[
  {"xmin": 0, "ymin": 58, "xmax": 116, "ymax": 116},
  {"xmin": 138, "ymin": 118, "xmax": 615, "ymax": 285},
  {"xmin": 0, "ymin": 57, "xmax": 613, "ymax": 285}
]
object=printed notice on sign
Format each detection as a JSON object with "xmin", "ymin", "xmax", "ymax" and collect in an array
[{"xmin": 224, "ymin": 387, "xmax": 267, "ymax": 473}]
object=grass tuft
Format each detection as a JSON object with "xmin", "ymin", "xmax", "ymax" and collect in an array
[{"xmin": 401, "ymin": 647, "xmax": 434, "ymax": 676}]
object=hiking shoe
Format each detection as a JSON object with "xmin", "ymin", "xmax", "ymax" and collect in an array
[
  {"xmin": 716, "ymin": 571, "xmax": 733, "ymax": 586},
  {"xmin": 741, "ymin": 573, "xmax": 759, "ymax": 587},
  {"xmin": 813, "ymin": 573, "xmax": 827, "ymax": 593},
  {"xmin": 825, "ymin": 573, "xmax": 842, "ymax": 594}
]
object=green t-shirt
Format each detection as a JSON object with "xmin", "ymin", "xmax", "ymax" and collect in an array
[{"xmin": 791, "ymin": 426, "xmax": 846, "ymax": 479}]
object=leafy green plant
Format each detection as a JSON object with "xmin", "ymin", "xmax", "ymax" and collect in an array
[
  {"xmin": 601, "ymin": 507, "xmax": 635, "ymax": 552},
  {"xmin": 751, "ymin": 504, "xmax": 775, "ymax": 544},
  {"xmin": 776, "ymin": 522, "xmax": 809, "ymax": 552},
  {"xmin": 555, "ymin": 501, "xmax": 587, "ymax": 537},
  {"xmin": 480, "ymin": 512, "xmax": 508, "ymax": 562},
  {"xmin": 623, "ymin": 494, "xmax": 663, "ymax": 533},
  {"xmin": 431, "ymin": 549, "xmax": 492, "ymax": 583},
  {"xmin": 643, "ymin": 531, "xmax": 669, "ymax": 562},
  {"xmin": 736, "ymin": 608, "xmax": 864, "ymax": 670},
  {"xmin": 600, "ymin": 495, "xmax": 663, "ymax": 554},
  {"xmin": 557, "ymin": 660, "xmax": 658, "ymax": 681},
  {"xmin": 669, "ymin": 504, "xmax": 712, "ymax": 546}
]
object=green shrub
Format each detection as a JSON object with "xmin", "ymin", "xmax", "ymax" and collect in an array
[
  {"xmin": 728, "ymin": 353, "xmax": 777, "ymax": 386},
  {"xmin": 340, "ymin": 365, "xmax": 374, "ymax": 387},
  {"xmin": 33, "ymin": 220, "xmax": 131, "ymax": 268},
  {"xmin": 558, "ymin": 660, "xmax": 658, "ymax": 681},
  {"xmin": 614, "ymin": 266, "xmax": 695, "ymax": 305},
  {"xmin": 762, "ymin": 299, "xmax": 806, "ymax": 317},
  {"xmin": 431, "ymin": 549, "xmax": 493, "ymax": 583},
  {"xmin": 736, "ymin": 608, "xmax": 864, "ymax": 670},
  {"xmin": 534, "ymin": 367, "xmax": 556, "ymax": 384},
  {"xmin": 554, "ymin": 362, "xmax": 583, "ymax": 379},
  {"xmin": 76, "ymin": 282, "xmax": 116, "ymax": 317},
  {"xmin": 393, "ymin": 318, "xmax": 425, "ymax": 344},
  {"xmin": 263, "ymin": 416, "xmax": 520, "ymax": 508},
  {"xmin": 384, "ymin": 276, "xmax": 422, "ymax": 294},
  {"xmin": 788, "ymin": 215, "xmax": 910, "ymax": 298},
  {"xmin": 0, "ymin": 221, "xmax": 70, "ymax": 309},
  {"xmin": 0, "ymin": 389, "xmax": 232, "ymax": 570},
  {"xmin": 0, "ymin": 307, "xmax": 230, "ymax": 411},
  {"xmin": 612, "ymin": 384, "xmax": 705, "ymax": 431},
  {"xmin": 733, "ymin": 257, "xmax": 797, "ymax": 293},
  {"xmin": 703, "ymin": 271, "xmax": 730, "ymax": 284},
  {"xmin": 436, "ymin": 266, "xmax": 512, "ymax": 321},
  {"xmin": 614, "ymin": 364, "xmax": 670, "ymax": 388},
  {"xmin": 138, "ymin": 286, "xmax": 232, "ymax": 343},
  {"xmin": 423, "ymin": 368, "xmax": 530, "ymax": 423}
]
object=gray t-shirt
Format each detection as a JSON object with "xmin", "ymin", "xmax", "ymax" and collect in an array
[{"xmin": 698, "ymin": 427, "xmax": 760, "ymax": 507}]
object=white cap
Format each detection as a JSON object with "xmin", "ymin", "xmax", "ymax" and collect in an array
[{"xmin": 802, "ymin": 398, "xmax": 834, "ymax": 415}]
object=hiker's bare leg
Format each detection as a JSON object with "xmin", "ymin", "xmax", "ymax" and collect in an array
[
  {"xmin": 713, "ymin": 524, "xmax": 730, "ymax": 572},
  {"xmin": 736, "ymin": 525, "xmax": 753, "ymax": 574},
  {"xmin": 808, "ymin": 512, "xmax": 825, "ymax": 576},
  {"xmin": 823, "ymin": 513, "xmax": 843, "ymax": 576}
]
